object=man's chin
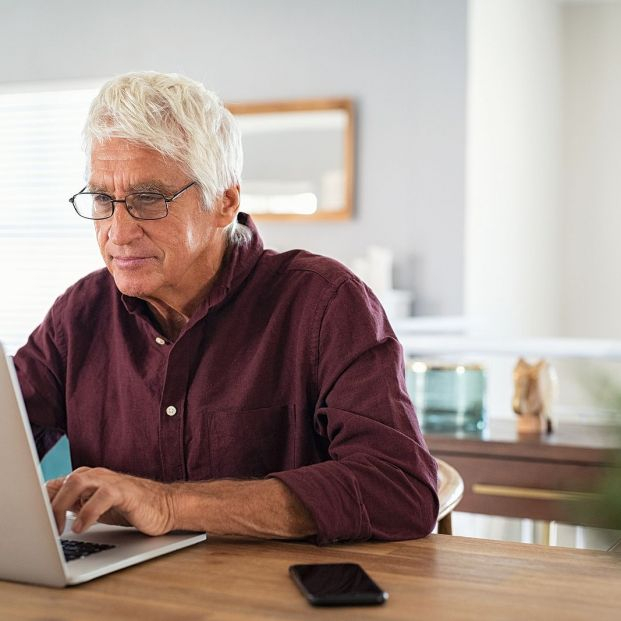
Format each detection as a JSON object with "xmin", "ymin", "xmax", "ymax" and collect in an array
[{"xmin": 109, "ymin": 272, "xmax": 155, "ymax": 300}]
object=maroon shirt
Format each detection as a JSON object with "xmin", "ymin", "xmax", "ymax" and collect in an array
[{"xmin": 14, "ymin": 213, "xmax": 438, "ymax": 544}]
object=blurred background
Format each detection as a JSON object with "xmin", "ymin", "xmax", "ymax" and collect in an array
[{"xmin": 1, "ymin": 0, "xmax": 620, "ymax": 549}]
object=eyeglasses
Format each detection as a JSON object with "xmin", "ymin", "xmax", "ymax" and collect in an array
[{"xmin": 69, "ymin": 181, "xmax": 196, "ymax": 221}]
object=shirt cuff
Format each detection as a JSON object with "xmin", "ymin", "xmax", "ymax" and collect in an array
[{"xmin": 269, "ymin": 461, "xmax": 373, "ymax": 545}]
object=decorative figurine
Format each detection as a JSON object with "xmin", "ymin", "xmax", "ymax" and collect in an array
[{"xmin": 512, "ymin": 358, "xmax": 557, "ymax": 434}]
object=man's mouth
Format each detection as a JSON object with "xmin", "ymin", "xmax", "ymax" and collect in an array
[{"xmin": 112, "ymin": 256, "xmax": 154, "ymax": 269}]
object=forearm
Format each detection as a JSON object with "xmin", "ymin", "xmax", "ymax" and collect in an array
[{"xmin": 168, "ymin": 478, "xmax": 317, "ymax": 539}]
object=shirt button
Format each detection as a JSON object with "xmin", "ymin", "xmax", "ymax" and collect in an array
[
  {"xmin": 165, "ymin": 406, "xmax": 177, "ymax": 417},
  {"xmin": 155, "ymin": 337, "xmax": 166, "ymax": 345}
]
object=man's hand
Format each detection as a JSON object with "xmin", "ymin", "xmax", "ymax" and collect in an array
[
  {"xmin": 47, "ymin": 467, "xmax": 176, "ymax": 536},
  {"xmin": 47, "ymin": 468, "xmax": 317, "ymax": 540}
]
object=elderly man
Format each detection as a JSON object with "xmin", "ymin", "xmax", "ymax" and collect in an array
[{"xmin": 14, "ymin": 72, "xmax": 438, "ymax": 544}]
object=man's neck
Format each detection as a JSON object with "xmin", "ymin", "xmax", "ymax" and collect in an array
[
  {"xmin": 147, "ymin": 304, "xmax": 190, "ymax": 342},
  {"xmin": 144, "ymin": 243, "xmax": 229, "ymax": 341}
]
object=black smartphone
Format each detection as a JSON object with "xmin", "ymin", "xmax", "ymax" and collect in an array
[{"xmin": 289, "ymin": 563, "xmax": 388, "ymax": 606}]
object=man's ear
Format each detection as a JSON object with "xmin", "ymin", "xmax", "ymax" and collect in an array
[{"xmin": 213, "ymin": 185, "xmax": 240, "ymax": 227}]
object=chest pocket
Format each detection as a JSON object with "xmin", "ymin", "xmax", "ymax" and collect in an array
[{"xmin": 205, "ymin": 405, "xmax": 296, "ymax": 478}]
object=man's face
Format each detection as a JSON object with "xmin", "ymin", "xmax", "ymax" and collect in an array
[{"xmin": 90, "ymin": 138, "xmax": 226, "ymax": 309}]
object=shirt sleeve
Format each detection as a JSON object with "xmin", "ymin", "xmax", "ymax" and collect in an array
[
  {"xmin": 13, "ymin": 301, "xmax": 68, "ymax": 459},
  {"xmin": 271, "ymin": 277, "xmax": 439, "ymax": 544}
]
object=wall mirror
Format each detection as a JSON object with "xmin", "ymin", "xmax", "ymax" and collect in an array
[{"xmin": 226, "ymin": 99, "xmax": 355, "ymax": 221}]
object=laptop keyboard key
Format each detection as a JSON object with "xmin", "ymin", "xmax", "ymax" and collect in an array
[{"xmin": 61, "ymin": 539, "xmax": 116, "ymax": 562}]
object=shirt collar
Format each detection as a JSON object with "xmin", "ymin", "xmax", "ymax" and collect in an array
[{"xmin": 200, "ymin": 211, "xmax": 263, "ymax": 312}]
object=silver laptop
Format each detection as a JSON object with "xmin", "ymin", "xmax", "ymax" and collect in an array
[{"xmin": 0, "ymin": 342, "xmax": 206, "ymax": 587}]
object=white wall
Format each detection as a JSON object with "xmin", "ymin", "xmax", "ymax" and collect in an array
[
  {"xmin": 561, "ymin": 2, "xmax": 621, "ymax": 339},
  {"xmin": 0, "ymin": 0, "xmax": 467, "ymax": 316},
  {"xmin": 464, "ymin": 0, "xmax": 563, "ymax": 434},
  {"xmin": 466, "ymin": 0, "xmax": 621, "ymax": 342},
  {"xmin": 465, "ymin": 0, "xmax": 562, "ymax": 339},
  {"xmin": 462, "ymin": 0, "xmax": 621, "ymax": 549},
  {"xmin": 463, "ymin": 0, "xmax": 621, "ymax": 421}
]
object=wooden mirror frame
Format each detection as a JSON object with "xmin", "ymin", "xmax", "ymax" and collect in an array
[{"xmin": 226, "ymin": 98, "xmax": 355, "ymax": 221}]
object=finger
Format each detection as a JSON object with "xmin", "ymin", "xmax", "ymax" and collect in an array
[
  {"xmin": 72, "ymin": 486, "xmax": 117, "ymax": 534},
  {"xmin": 71, "ymin": 467, "xmax": 92, "ymax": 474},
  {"xmin": 47, "ymin": 475, "xmax": 74, "ymax": 532},
  {"xmin": 46, "ymin": 468, "xmax": 87, "ymax": 501},
  {"xmin": 46, "ymin": 477, "xmax": 65, "ymax": 502},
  {"xmin": 50, "ymin": 469, "xmax": 94, "ymax": 534}
]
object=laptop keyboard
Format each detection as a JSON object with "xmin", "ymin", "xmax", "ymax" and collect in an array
[{"xmin": 61, "ymin": 539, "xmax": 116, "ymax": 562}]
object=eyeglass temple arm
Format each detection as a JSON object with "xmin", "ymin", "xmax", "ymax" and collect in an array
[
  {"xmin": 69, "ymin": 186, "xmax": 88, "ymax": 202},
  {"xmin": 167, "ymin": 181, "xmax": 196, "ymax": 202}
]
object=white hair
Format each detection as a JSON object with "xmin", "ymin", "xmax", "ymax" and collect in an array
[{"xmin": 84, "ymin": 71, "xmax": 251, "ymax": 245}]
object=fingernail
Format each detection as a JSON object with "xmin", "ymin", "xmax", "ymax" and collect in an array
[{"xmin": 73, "ymin": 519, "xmax": 82, "ymax": 533}]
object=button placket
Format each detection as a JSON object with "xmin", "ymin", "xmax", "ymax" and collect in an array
[{"xmin": 159, "ymin": 342, "xmax": 189, "ymax": 482}]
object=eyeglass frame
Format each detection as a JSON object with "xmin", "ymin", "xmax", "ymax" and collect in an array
[{"xmin": 68, "ymin": 181, "xmax": 197, "ymax": 221}]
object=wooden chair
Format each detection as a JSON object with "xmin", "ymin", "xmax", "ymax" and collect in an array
[{"xmin": 436, "ymin": 458, "xmax": 464, "ymax": 535}]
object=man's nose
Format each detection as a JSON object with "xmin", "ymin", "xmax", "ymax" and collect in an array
[{"xmin": 107, "ymin": 203, "xmax": 143, "ymax": 245}]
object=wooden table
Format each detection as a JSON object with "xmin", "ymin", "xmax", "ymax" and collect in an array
[
  {"xmin": 1, "ymin": 534, "xmax": 619, "ymax": 621},
  {"xmin": 426, "ymin": 420, "xmax": 621, "ymax": 528}
]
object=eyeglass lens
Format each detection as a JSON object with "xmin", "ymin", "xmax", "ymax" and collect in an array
[{"xmin": 72, "ymin": 193, "xmax": 168, "ymax": 220}]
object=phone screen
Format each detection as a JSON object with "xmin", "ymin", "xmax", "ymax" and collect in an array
[{"xmin": 289, "ymin": 563, "xmax": 388, "ymax": 606}]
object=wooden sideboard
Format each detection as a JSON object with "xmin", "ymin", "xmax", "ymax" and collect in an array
[{"xmin": 425, "ymin": 420, "xmax": 621, "ymax": 529}]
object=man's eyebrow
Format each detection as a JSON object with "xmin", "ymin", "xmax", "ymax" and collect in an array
[
  {"xmin": 86, "ymin": 181, "xmax": 175, "ymax": 195},
  {"xmin": 86, "ymin": 184, "xmax": 112, "ymax": 194},
  {"xmin": 129, "ymin": 181, "xmax": 174, "ymax": 194}
]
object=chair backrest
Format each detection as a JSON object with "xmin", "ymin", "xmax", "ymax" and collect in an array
[{"xmin": 436, "ymin": 458, "xmax": 464, "ymax": 534}]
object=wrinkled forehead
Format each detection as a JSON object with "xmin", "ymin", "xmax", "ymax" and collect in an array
[
  {"xmin": 89, "ymin": 137, "xmax": 170, "ymax": 164},
  {"xmin": 87, "ymin": 138, "xmax": 187, "ymax": 193}
]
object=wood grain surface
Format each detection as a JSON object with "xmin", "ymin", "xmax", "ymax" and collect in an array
[{"xmin": 1, "ymin": 534, "xmax": 619, "ymax": 621}]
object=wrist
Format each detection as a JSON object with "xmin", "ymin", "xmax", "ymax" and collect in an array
[
  {"xmin": 164, "ymin": 481, "xmax": 213, "ymax": 533},
  {"xmin": 163, "ymin": 482, "xmax": 184, "ymax": 532}
]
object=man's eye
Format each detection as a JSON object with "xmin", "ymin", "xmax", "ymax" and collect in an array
[
  {"xmin": 136, "ymin": 193, "xmax": 160, "ymax": 204},
  {"xmin": 93, "ymin": 194, "xmax": 111, "ymax": 204}
]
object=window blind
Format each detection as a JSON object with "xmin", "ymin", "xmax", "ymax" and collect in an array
[{"xmin": 0, "ymin": 85, "xmax": 105, "ymax": 355}]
